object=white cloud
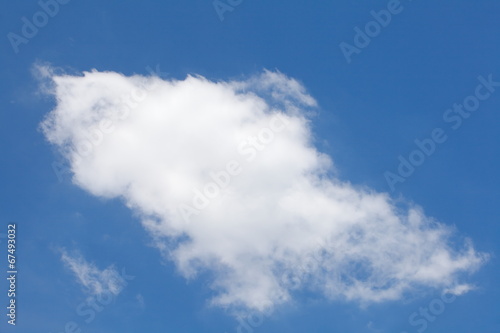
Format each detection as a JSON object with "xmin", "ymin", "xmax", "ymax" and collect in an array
[
  {"xmin": 136, "ymin": 294, "xmax": 146, "ymax": 309},
  {"xmin": 41, "ymin": 67, "xmax": 487, "ymax": 313},
  {"xmin": 444, "ymin": 284, "xmax": 474, "ymax": 296},
  {"xmin": 60, "ymin": 249, "xmax": 126, "ymax": 296}
]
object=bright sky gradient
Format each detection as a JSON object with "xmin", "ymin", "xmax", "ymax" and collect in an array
[{"xmin": 1, "ymin": 1, "xmax": 500, "ymax": 333}]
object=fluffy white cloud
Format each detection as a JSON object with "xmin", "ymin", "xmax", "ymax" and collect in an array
[
  {"xmin": 41, "ymin": 67, "xmax": 487, "ymax": 312},
  {"xmin": 60, "ymin": 249, "xmax": 126, "ymax": 296}
]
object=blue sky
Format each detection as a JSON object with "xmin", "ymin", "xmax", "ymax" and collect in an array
[{"xmin": 1, "ymin": 1, "xmax": 500, "ymax": 332}]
